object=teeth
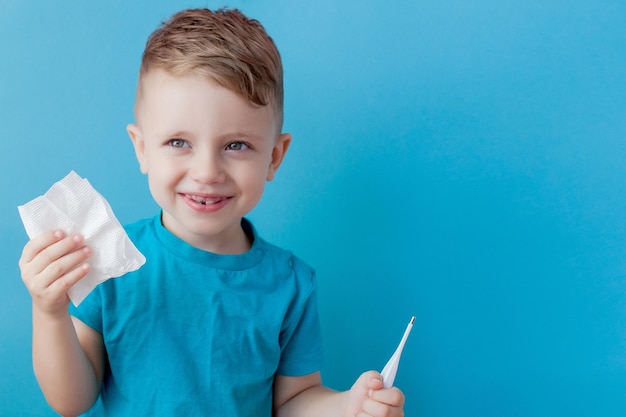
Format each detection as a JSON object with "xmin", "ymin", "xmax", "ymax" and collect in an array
[{"xmin": 190, "ymin": 195, "xmax": 221, "ymax": 205}]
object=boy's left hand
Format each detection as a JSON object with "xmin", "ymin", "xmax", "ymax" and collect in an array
[{"xmin": 344, "ymin": 371, "xmax": 405, "ymax": 417}]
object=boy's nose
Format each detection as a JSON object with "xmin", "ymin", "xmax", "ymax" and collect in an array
[{"xmin": 189, "ymin": 151, "xmax": 226, "ymax": 184}]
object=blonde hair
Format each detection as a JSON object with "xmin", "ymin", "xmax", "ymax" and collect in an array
[{"xmin": 137, "ymin": 8, "xmax": 284, "ymax": 126}]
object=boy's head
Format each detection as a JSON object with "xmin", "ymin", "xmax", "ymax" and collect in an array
[
  {"xmin": 128, "ymin": 8, "xmax": 291, "ymax": 253},
  {"xmin": 136, "ymin": 8, "xmax": 284, "ymax": 130}
]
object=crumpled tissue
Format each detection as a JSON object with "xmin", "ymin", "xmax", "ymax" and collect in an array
[{"xmin": 17, "ymin": 171, "xmax": 146, "ymax": 306}]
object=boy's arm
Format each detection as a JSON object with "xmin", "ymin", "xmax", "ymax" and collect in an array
[
  {"xmin": 273, "ymin": 371, "xmax": 405, "ymax": 417},
  {"xmin": 32, "ymin": 311, "xmax": 105, "ymax": 416},
  {"xmin": 20, "ymin": 230, "xmax": 104, "ymax": 417}
]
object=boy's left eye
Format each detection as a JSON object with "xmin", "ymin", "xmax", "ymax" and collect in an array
[{"xmin": 225, "ymin": 141, "xmax": 250, "ymax": 151}]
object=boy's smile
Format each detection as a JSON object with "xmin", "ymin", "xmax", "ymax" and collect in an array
[
  {"xmin": 182, "ymin": 193, "xmax": 231, "ymax": 211},
  {"xmin": 127, "ymin": 69, "xmax": 290, "ymax": 254}
]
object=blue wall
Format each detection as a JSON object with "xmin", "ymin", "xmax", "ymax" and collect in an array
[{"xmin": 2, "ymin": 1, "xmax": 625, "ymax": 416}]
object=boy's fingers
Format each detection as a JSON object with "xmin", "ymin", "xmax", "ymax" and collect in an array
[
  {"xmin": 48, "ymin": 262, "xmax": 91, "ymax": 294},
  {"xmin": 24, "ymin": 233, "xmax": 87, "ymax": 278},
  {"xmin": 21, "ymin": 233, "xmax": 92, "ymax": 298},
  {"xmin": 367, "ymin": 373, "xmax": 384, "ymax": 390},
  {"xmin": 349, "ymin": 371, "xmax": 405, "ymax": 417},
  {"xmin": 368, "ymin": 386, "xmax": 405, "ymax": 407},
  {"xmin": 19, "ymin": 230, "xmax": 65, "ymax": 267},
  {"xmin": 359, "ymin": 387, "xmax": 405, "ymax": 417},
  {"xmin": 43, "ymin": 244, "xmax": 91, "ymax": 276},
  {"xmin": 355, "ymin": 371, "xmax": 381, "ymax": 387},
  {"xmin": 358, "ymin": 398, "xmax": 388, "ymax": 417}
]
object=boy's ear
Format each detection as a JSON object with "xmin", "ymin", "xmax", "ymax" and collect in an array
[
  {"xmin": 266, "ymin": 132, "xmax": 292, "ymax": 181},
  {"xmin": 127, "ymin": 124, "xmax": 148, "ymax": 174}
]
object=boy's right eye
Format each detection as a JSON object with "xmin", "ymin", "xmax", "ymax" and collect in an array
[{"xmin": 167, "ymin": 139, "xmax": 189, "ymax": 148}]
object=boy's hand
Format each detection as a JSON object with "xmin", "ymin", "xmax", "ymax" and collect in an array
[
  {"xmin": 19, "ymin": 230, "xmax": 91, "ymax": 317},
  {"xmin": 344, "ymin": 371, "xmax": 405, "ymax": 417}
]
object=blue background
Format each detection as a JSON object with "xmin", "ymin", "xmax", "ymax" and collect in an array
[{"xmin": 1, "ymin": 1, "xmax": 625, "ymax": 416}]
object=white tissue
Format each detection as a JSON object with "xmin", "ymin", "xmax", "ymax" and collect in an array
[{"xmin": 18, "ymin": 171, "xmax": 146, "ymax": 306}]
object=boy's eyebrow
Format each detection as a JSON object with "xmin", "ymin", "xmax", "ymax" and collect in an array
[
  {"xmin": 226, "ymin": 131, "xmax": 266, "ymax": 142},
  {"xmin": 162, "ymin": 129, "xmax": 193, "ymax": 139},
  {"xmin": 160, "ymin": 129, "xmax": 267, "ymax": 142}
]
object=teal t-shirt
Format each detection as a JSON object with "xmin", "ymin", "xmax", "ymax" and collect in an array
[{"xmin": 69, "ymin": 214, "xmax": 323, "ymax": 416}]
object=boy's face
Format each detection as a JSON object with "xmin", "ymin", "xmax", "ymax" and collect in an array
[{"xmin": 128, "ymin": 69, "xmax": 290, "ymax": 253}]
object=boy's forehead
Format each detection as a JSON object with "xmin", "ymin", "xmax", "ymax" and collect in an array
[
  {"xmin": 137, "ymin": 70, "xmax": 217, "ymax": 113},
  {"xmin": 135, "ymin": 69, "xmax": 280, "ymax": 134},
  {"xmin": 137, "ymin": 69, "xmax": 268, "ymax": 110}
]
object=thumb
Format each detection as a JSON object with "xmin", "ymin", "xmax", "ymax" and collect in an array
[
  {"xmin": 353, "ymin": 370, "xmax": 384, "ymax": 393},
  {"xmin": 344, "ymin": 371, "xmax": 384, "ymax": 416}
]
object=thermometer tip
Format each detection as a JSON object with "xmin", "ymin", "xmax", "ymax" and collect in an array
[{"xmin": 410, "ymin": 316, "xmax": 415, "ymax": 324}]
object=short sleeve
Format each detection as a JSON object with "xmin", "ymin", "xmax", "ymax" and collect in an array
[
  {"xmin": 68, "ymin": 285, "xmax": 104, "ymax": 333},
  {"xmin": 276, "ymin": 262, "xmax": 324, "ymax": 376}
]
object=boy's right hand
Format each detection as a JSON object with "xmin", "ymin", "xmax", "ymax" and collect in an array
[{"xmin": 19, "ymin": 230, "xmax": 91, "ymax": 317}]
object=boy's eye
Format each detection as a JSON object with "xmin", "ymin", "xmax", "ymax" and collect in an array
[
  {"xmin": 225, "ymin": 141, "xmax": 250, "ymax": 151},
  {"xmin": 168, "ymin": 139, "xmax": 189, "ymax": 148}
]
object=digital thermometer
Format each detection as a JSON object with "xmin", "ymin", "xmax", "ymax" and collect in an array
[{"xmin": 381, "ymin": 316, "xmax": 415, "ymax": 388}]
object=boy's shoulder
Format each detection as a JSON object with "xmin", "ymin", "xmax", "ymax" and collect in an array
[
  {"xmin": 123, "ymin": 215, "xmax": 154, "ymax": 231},
  {"xmin": 246, "ymin": 220, "xmax": 315, "ymax": 281},
  {"xmin": 261, "ymin": 238, "xmax": 313, "ymax": 273},
  {"xmin": 261, "ymin": 248, "xmax": 316, "ymax": 294},
  {"xmin": 122, "ymin": 215, "xmax": 157, "ymax": 243}
]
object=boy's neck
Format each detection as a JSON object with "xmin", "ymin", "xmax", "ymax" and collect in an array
[{"xmin": 160, "ymin": 214, "xmax": 253, "ymax": 255}]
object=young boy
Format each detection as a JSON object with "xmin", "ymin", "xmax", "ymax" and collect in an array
[{"xmin": 19, "ymin": 8, "xmax": 405, "ymax": 417}]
